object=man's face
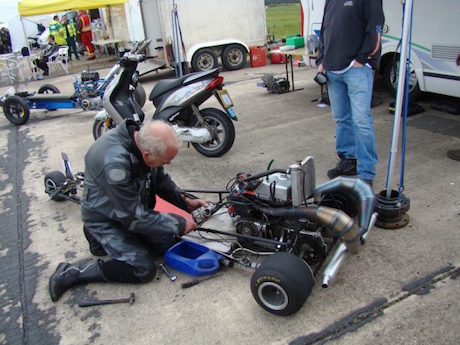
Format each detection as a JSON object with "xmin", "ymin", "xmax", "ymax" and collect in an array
[
  {"xmin": 142, "ymin": 146, "xmax": 178, "ymax": 168},
  {"xmin": 62, "ymin": 16, "xmax": 67, "ymax": 23}
]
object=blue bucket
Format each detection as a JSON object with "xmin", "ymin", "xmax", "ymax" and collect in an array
[{"xmin": 165, "ymin": 240, "xmax": 221, "ymax": 276}]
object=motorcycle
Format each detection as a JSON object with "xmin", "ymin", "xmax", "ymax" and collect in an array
[{"xmin": 93, "ymin": 44, "xmax": 237, "ymax": 157}]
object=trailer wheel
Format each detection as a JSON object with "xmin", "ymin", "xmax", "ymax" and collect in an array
[
  {"xmin": 38, "ymin": 84, "xmax": 61, "ymax": 94},
  {"xmin": 44, "ymin": 171, "xmax": 67, "ymax": 201},
  {"xmin": 222, "ymin": 44, "xmax": 247, "ymax": 70},
  {"xmin": 191, "ymin": 48, "xmax": 218, "ymax": 72},
  {"xmin": 251, "ymin": 252, "xmax": 314, "ymax": 316},
  {"xmin": 2, "ymin": 95, "xmax": 30, "ymax": 125},
  {"xmin": 133, "ymin": 83, "xmax": 146, "ymax": 108},
  {"xmin": 383, "ymin": 58, "xmax": 420, "ymax": 100}
]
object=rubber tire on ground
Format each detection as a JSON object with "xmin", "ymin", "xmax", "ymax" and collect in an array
[
  {"xmin": 133, "ymin": 83, "xmax": 146, "ymax": 108},
  {"xmin": 44, "ymin": 170, "xmax": 67, "ymax": 201},
  {"xmin": 251, "ymin": 252, "xmax": 314, "ymax": 316},
  {"xmin": 2, "ymin": 95, "xmax": 31, "ymax": 125},
  {"xmin": 191, "ymin": 108, "xmax": 235, "ymax": 157},
  {"xmin": 221, "ymin": 44, "xmax": 247, "ymax": 71},
  {"xmin": 38, "ymin": 84, "xmax": 60, "ymax": 94},
  {"xmin": 383, "ymin": 58, "xmax": 420, "ymax": 101},
  {"xmin": 191, "ymin": 48, "xmax": 218, "ymax": 72},
  {"xmin": 92, "ymin": 118, "xmax": 116, "ymax": 140}
]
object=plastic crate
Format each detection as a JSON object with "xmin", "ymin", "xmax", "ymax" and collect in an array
[{"xmin": 286, "ymin": 36, "xmax": 305, "ymax": 49}]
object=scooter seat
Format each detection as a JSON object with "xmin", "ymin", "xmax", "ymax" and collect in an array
[
  {"xmin": 28, "ymin": 93, "xmax": 75, "ymax": 101},
  {"xmin": 149, "ymin": 76, "xmax": 189, "ymax": 101}
]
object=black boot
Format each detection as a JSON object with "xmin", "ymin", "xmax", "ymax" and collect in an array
[
  {"xmin": 49, "ymin": 260, "xmax": 106, "ymax": 302},
  {"xmin": 83, "ymin": 226, "xmax": 107, "ymax": 257},
  {"xmin": 327, "ymin": 154, "xmax": 357, "ymax": 179}
]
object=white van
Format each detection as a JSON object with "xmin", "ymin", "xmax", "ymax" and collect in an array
[{"xmin": 301, "ymin": 0, "xmax": 460, "ymax": 99}]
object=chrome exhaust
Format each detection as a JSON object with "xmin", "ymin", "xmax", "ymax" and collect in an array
[
  {"xmin": 172, "ymin": 125, "xmax": 212, "ymax": 143},
  {"xmin": 322, "ymin": 212, "xmax": 378, "ymax": 288}
]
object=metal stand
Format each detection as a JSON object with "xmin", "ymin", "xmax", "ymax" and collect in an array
[{"xmin": 375, "ymin": 0, "xmax": 413, "ymax": 229}]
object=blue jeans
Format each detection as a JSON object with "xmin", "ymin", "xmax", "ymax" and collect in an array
[{"xmin": 326, "ymin": 67, "xmax": 378, "ymax": 180}]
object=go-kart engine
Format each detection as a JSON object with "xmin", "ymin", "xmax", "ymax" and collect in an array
[{"xmin": 81, "ymin": 96, "xmax": 103, "ymax": 110}]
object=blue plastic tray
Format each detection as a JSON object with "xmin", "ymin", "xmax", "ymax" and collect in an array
[{"xmin": 165, "ymin": 240, "xmax": 221, "ymax": 276}]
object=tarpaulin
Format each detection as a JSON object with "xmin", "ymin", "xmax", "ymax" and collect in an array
[{"xmin": 18, "ymin": 0, "xmax": 128, "ymax": 17}]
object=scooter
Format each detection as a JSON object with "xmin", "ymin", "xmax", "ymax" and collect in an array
[
  {"xmin": 93, "ymin": 46, "xmax": 237, "ymax": 157},
  {"xmin": 0, "ymin": 42, "xmax": 147, "ymax": 125}
]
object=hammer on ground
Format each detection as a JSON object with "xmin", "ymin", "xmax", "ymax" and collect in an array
[{"xmin": 78, "ymin": 292, "xmax": 135, "ymax": 307}]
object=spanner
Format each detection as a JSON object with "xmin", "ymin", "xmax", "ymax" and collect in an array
[{"xmin": 159, "ymin": 262, "xmax": 176, "ymax": 281}]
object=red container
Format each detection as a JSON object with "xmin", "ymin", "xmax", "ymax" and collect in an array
[
  {"xmin": 249, "ymin": 46, "xmax": 267, "ymax": 67},
  {"xmin": 270, "ymin": 53, "xmax": 286, "ymax": 64}
]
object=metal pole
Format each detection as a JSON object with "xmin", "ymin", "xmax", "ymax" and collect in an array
[{"xmin": 385, "ymin": 0, "xmax": 413, "ymax": 198}]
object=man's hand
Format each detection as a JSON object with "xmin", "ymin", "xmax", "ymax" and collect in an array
[
  {"xmin": 318, "ymin": 63, "xmax": 324, "ymax": 73},
  {"xmin": 184, "ymin": 219, "xmax": 198, "ymax": 234},
  {"xmin": 184, "ymin": 197, "xmax": 208, "ymax": 211},
  {"xmin": 353, "ymin": 61, "xmax": 364, "ymax": 67}
]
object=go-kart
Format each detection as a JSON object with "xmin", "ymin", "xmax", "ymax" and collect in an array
[
  {"xmin": 44, "ymin": 154, "xmax": 377, "ymax": 316},
  {"xmin": 0, "ymin": 72, "xmax": 146, "ymax": 125}
]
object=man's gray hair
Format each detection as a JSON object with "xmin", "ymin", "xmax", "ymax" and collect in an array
[{"xmin": 137, "ymin": 120, "xmax": 180, "ymax": 158}]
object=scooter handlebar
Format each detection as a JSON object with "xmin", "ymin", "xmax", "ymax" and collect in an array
[{"xmin": 137, "ymin": 39, "xmax": 152, "ymax": 53}]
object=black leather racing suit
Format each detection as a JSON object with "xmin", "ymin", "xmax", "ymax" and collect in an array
[{"xmin": 81, "ymin": 119, "xmax": 189, "ymax": 283}]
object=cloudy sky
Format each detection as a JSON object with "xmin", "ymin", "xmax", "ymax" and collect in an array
[{"xmin": 1, "ymin": 0, "xmax": 20, "ymax": 24}]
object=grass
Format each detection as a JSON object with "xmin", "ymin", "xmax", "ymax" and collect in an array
[{"xmin": 266, "ymin": 3, "xmax": 302, "ymax": 42}]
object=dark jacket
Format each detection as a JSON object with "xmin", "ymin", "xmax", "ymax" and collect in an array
[
  {"xmin": 316, "ymin": 0, "xmax": 384, "ymax": 70},
  {"xmin": 81, "ymin": 119, "xmax": 187, "ymax": 237},
  {"xmin": 43, "ymin": 42, "xmax": 59, "ymax": 60}
]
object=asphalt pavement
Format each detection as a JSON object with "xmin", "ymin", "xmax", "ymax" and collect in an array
[{"xmin": 0, "ymin": 60, "xmax": 459, "ymax": 345}]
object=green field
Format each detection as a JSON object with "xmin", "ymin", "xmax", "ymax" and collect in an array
[{"xmin": 266, "ymin": 3, "xmax": 302, "ymax": 42}]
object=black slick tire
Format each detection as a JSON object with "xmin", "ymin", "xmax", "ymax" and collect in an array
[
  {"xmin": 44, "ymin": 170, "xmax": 67, "ymax": 201},
  {"xmin": 2, "ymin": 95, "xmax": 30, "ymax": 125}
]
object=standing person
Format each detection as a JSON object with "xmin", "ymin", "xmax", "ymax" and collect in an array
[
  {"xmin": 316, "ymin": 0, "xmax": 384, "ymax": 186},
  {"xmin": 49, "ymin": 120, "xmax": 208, "ymax": 301},
  {"xmin": 0, "ymin": 27, "xmax": 11, "ymax": 53},
  {"xmin": 76, "ymin": 10, "xmax": 96, "ymax": 60},
  {"xmin": 61, "ymin": 15, "xmax": 79, "ymax": 60},
  {"xmin": 49, "ymin": 15, "xmax": 67, "ymax": 46}
]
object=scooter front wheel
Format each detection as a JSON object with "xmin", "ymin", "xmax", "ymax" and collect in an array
[
  {"xmin": 93, "ymin": 118, "xmax": 116, "ymax": 140},
  {"xmin": 191, "ymin": 108, "xmax": 235, "ymax": 157}
]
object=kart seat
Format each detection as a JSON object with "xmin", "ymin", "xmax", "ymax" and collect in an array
[{"xmin": 28, "ymin": 93, "xmax": 75, "ymax": 101}]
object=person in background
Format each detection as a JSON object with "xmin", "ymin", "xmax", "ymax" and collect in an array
[
  {"xmin": 48, "ymin": 120, "xmax": 207, "ymax": 301},
  {"xmin": 0, "ymin": 27, "xmax": 11, "ymax": 53},
  {"xmin": 61, "ymin": 15, "xmax": 80, "ymax": 60},
  {"xmin": 316, "ymin": 0, "xmax": 384, "ymax": 187},
  {"xmin": 76, "ymin": 10, "xmax": 95, "ymax": 60},
  {"xmin": 33, "ymin": 34, "xmax": 59, "ymax": 77},
  {"xmin": 49, "ymin": 15, "xmax": 67, "ymax": 46},
  {"xmin": 446, "ymin": 53, "xmax": 460, "ymax": 161}
]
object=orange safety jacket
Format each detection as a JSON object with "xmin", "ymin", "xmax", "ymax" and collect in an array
[{"xmin": 79, "ymin": 14, "xmax": 92, "ymax": 33}]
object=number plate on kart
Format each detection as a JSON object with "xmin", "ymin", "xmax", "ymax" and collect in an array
[{"xmin": 217, "ymin": 89, "xmax": 234, "ymax": 109}]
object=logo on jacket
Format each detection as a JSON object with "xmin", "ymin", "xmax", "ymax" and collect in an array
[{"xmin": 344, "ymin": 0, "xmax": 353, "ymax": 6}]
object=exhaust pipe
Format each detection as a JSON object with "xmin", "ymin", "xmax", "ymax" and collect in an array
[
  {"xmin": 322, "ymin": 212, "xmax": 378, "ymax": 288},
  {"xmin": 255, "ymin": 205, "xmax": 359, "ymax": 253},
  {"xmin": 314, "ymin": 177, "xmax": 376, "ymax": 236},
  {"xmin": 172, "ymin": 125, "xmax": 212, "ymax": 143}
]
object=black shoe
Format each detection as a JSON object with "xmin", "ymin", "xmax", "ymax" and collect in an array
[
  {"xmin": 49, "ymin": 260, "xmax": 105, "ymax": 302},
  {"xmin": 83, "ymin": 226, "xmax": 107, "ymax": 257},
  {"xmin": 447, "ymin": 149, "xmax": 460, "ymax": 161},
  {"xmin": 327, "ymin": 155, "xmax": 357, "ymax": 179}
]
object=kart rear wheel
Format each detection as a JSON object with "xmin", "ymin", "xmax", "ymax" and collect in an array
[
  {"xmin": 2, "ymin": 95, "xmax": 30, "ymax": 125},
  {"xmin": 251, "ymin": 252, "xmax": 314, "ymax": 316},
  {"xmin": 93, "ymin": 118, "xmax": 116, "ymax": 140},
  {"xmin": 38, "ymin": 84, "xmax": 60, "ymax": 111},
  {"xmin": 38, "ymin": 84, "xmax": 60, "ymax": 94},
  {"xmin": 191, "ymin": 108, "xmax": 235, "ymax": 157},
  {"xmin": 44, "ymin": 170, "xmax": 67, "ymax": 201}
]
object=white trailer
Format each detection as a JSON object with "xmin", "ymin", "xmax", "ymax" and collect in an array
[
  {"xmin": 301, "ymin": 0, "xmax": 460, "ymax": 99},
  {"xmin": 124, "ymin": 0, "xmax": 267, "ymax": 74}
]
